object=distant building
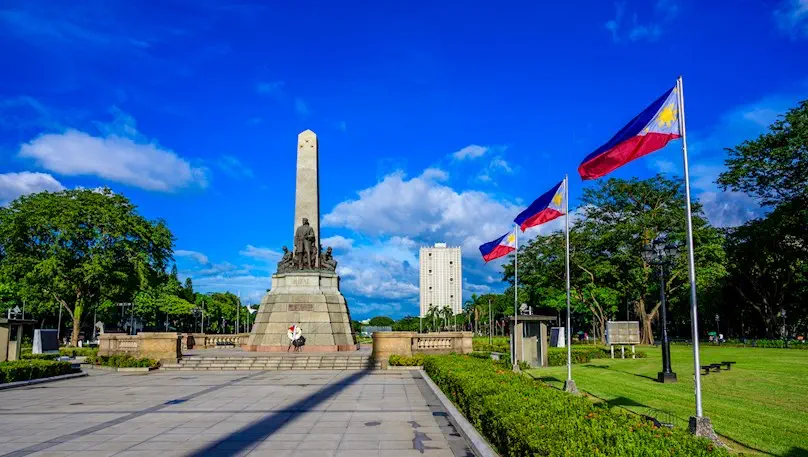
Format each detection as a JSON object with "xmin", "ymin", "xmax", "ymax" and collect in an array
[{"xmin": 419, "ymin": 243, "xmax": 462, "ymax": 317}]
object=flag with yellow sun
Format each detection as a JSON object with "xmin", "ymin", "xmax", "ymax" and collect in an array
[
  {"xmin": 578, "ymin": 85, "xmax": 682, "ymax": 180},
  {"xmin": 514, "ymin": 179, "xmax": 566, "ymax": 231}
]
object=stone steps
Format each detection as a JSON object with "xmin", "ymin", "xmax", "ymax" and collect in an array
[{"xmin": 162, "ymin": 355, "xmax": 381, "ymax": 371}]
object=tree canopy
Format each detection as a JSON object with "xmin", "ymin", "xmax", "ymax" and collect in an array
[{"xmin": 0, "ymin": 188, "xmax": 173, "ymax": 345}]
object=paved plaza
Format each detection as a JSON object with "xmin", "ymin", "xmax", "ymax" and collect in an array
[{"xmin": 0, "ymin": 369, "xmax": 473, "ymax": 457}]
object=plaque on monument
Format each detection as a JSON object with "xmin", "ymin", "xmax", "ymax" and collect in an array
[{"xmin": 246, "ymin": 130, "xmax": 357, "ymax": 352}]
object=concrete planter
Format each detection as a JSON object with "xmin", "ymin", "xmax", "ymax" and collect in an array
[{"xmin": 90, "ymin": 365, "xmax": 157, "ymax": 373}]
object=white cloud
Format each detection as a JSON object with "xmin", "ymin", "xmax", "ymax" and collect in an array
[
  {"xmin": 240, "ymin": 245, "xmax": 282, "ymax": 263},
  {"xmin": 0, "ymin": 171, "xmax": 64, "ymax": 203},
  {"xmin": 774, "ymin": 0, "xmax": 808, "ymax": 38},
  {"xmin": 653, "ymin": 159, "xmax": 676, "ymax": 173},
  {"xmin": 323, "ymin": 169, "xmax": 523, "ymax": 257},
  {"xmin": 256, "ymin": 81, "xmax": 284, "ymax": 95},
  {"xmin": 174, "ymin": 249, "xmax": 209, "ymax": 265},
  {"xmin": 294, "ymin": 98, "xmax": 309, "ymax": 116},
  {"xmin": 420, "ymin": 167, "xmax": 449, "ymax": 181},
  {"xmin": 321, "ymin": 235, "xmax": 354, "ymax": 251},
  {"xmin": 452, "ymin": 144, "xmax": 488, "ymax": 160},
  {"xmin": 18, "ymin": 111, "xmax": 207, "ymax": 192},
  {"xmin": 605, "ymin": 1, "xmax": 674, "ymax": 43},
  {"xmin": 217, "ymin": 155, "xmax": 253, "ymax": 179}
]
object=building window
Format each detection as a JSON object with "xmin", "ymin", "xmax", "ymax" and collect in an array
[
  {"xmin": 450, "ymin": 278, "xmax": 453, "ymax": 282},
  {"xmin": 428, "ymin": 269, "xmax": 432, "ymax": 273},
  {"xmin": 429, "ymin": 287, "xmax": 432, "ymax": 290},
  {"xmin": 450, "ymin": 295, "xmax": 453, "ymax": 298},
  {"xmin": 449, "ymin": 261, "xmax": 453, "ymax": 265}
]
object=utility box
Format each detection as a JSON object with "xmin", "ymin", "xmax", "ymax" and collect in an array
[
  {"xmin": 508, "ymin": 315, "xmax": 555, "ymax": 368},
  {"xmin": 1, "ymin": 318, "xmax": 37, "ymax": 362}
]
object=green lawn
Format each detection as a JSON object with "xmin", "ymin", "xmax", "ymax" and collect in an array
[{"xmin": 526, "ymin": 345, "xmax": 808, "ymax": 456}]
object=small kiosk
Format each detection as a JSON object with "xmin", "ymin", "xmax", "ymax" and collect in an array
[
  {"xmin": 508, "ymin": 315, "xmax": 555, "ymax": 368},
  {"xmin": 1, "ymin": 317, "xmax": 37, "ymax": 362}
]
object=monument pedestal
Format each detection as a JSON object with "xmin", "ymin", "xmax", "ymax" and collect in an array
[{"xmin": 246, "ymin": 271, "xmax": 357, "ymax": 352}]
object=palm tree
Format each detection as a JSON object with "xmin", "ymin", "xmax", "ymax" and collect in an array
[{"xmin": 441, "ymin": 305, "xmax": 452, "ymax": 331}]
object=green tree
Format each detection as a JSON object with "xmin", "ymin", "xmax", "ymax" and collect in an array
[
  {"xmin": 717, "ymin": 99, "xmax": 807, "ymax": 207},
  {"xmin": 0, "ymin": 188, "xmax": 173, "ymax": 345},
  {"xmin": 717, "ymin": 101, "xmax": 808, "ymax": 337},
  {"xmin": 368, "ymin": 316, "xmax": 394, "ymax": 327},
  {"xmin": 392, "ymin": 316, "xmax": 420, "ymax": 331},
  {"xmin": 183, "ymin": 277, "xmax": 195, "ymax": 303}
]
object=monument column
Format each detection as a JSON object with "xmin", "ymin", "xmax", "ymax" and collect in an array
[{"xmin": 295, "ymin": 130, "xmax": 320, "ymax": 262}]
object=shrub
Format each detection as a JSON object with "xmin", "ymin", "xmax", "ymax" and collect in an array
[
  {"xmin": 59, "ymin": 347, "xmax": 99, "ymax": 358},
  {"xmin": 93, "ymin": 355, "xmax": 158, "ymax": 368},
  {"xmin": 0, "ymin": 360, "xmax": 73, "ymax": 384},
  {"xmin": 424, "ymin": 355, "xmax": 727, "ymax": 456},
  {"xmin": 21, "ymin": 353, "xmax": 59, "ymax": 361},
  {"xmin": 547, "ymin": 347, "xmax": 646, "ymax": 366},
  {"xmin": 388, "ymin": 353, "xmax": 425, "ymax": 366},
  {"xmin": 472, "ymin": 337, "xmax": 510, "ymax": 353}
]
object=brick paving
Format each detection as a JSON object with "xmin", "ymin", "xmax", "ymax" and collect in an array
[{"xmin": 0, "ymin": 368, "xmax": 473, "ymax": 457}]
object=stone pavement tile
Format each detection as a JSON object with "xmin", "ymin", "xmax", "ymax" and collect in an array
[
  {"xmin": 334, "ymin": 451, "xmax": 382, "ymax": 457},
  {"xmin": 68, "ymin": 451, "xmax": 119, "ymax": 457},
  {"xmin": 383, "ymin": 450, "xmax": 455, "ymax": 457},
  {"xmin": 265, "ymin": 433, "xmax": 307, "ymax": 441},
  {"xmin": 380, "ymin": 440, "xmax": 419, "ymax": 450},
  {"xmin": 247, "ymin": 450, "xmax": 294, "ymax": 457},
  {"xmin": 337, "ymin": 440, "xmax": 380, "ymax": 450},
  {"xmin": 296, "ymin": 439, "xmax": 341, "ymax": 450},
  {"xmin": 254, "ymin": 440, "xmax": 298, "ymax": 450},
  {"xmin": 83, "ymin": 441, "xmax": 141, "ymax": 452},
  {"xmin": 47, "ymin": 441, "xmax": 95, "ymax": 452},
  {"xmin": 27, "ymin": 451, "xmax": 74, "ymax": 457}
]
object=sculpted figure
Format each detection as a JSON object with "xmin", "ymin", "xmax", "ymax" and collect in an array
[
  {"xmin": 277, "ymin": 246, "xmax": 295, "ymax": 273},
  {"xmin": 293, "ymin": 218, "xmax": 316, "ymax": 269},
  {"xmin": 321, "ymin": 246, "xmax": 337, "ymax": 272}
]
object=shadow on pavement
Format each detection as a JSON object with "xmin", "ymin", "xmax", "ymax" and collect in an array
[{"xmin": 184, "ymin": 368, "xmax": 373, "ymax": 457}]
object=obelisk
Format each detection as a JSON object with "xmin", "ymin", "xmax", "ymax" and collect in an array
[
  {"xmin": 245, "ymin": 129, "xmax": 357, "ymax": 352},
  {"xmin": 294, "ymin": 130, "xmax": 319, "ymax": 255}
]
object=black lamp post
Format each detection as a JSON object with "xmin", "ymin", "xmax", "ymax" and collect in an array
[{"xmin": 642, "ymin": 235, "xmax": 679, "ymax": 384}]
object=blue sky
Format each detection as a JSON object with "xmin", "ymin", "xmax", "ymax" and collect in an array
[{"xmin": 1, "ymin": 0, "xmax": 807, "ymax": 319}]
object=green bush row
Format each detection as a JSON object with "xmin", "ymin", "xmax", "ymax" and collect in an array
[
  {"xmin": 93, "ymin": 355, "xmax": 158, "ymax": 368},
  {"xmin": 60, "ymin": 347, "xmax": 99, "ymax": 357},
  {"xmin": 21, "ymin": 353, "xmax": 59, "ymax": 361},
  {"xmin": 388, "ymin": 354, "xmax": 425, "ymax": 366},
  {"xmin": 679, "ymin": 339, "xmax": 808, "ymax": 349},
  {"xmin": 547, "ymin": 347, "xmax": 647, "ymax": 366},
  {"xmin": 473, "ymin": 337, "xmax": 510, "ymax": 353},
  {"xmin": 0, "ymin": 360, "xmax": 74, "ymax": 384},
  {"xmin": 424, "ymin": 355, "xmax": 727, "ymax": 456}
]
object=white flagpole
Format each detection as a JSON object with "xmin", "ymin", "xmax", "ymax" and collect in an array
[
  {"xmin": 564, "ymin": 175, "xmax": 577, "ymax": 393},
  {"xmin": 513, "ymin": 227, "xmax": 519, "ymax": 371},
  {"xmin": 678, "ymin": 76, "xmax": 712, "ymax": 437}
]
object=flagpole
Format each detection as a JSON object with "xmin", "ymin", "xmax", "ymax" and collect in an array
[
  {"xmin": 678, "ymin": 76, "xmax": 715, "ymax": 440},
  {"xmin": 513, "ymin": 227, "xmax": 519, "ymax": 372},
  {"xmin": 563, "ymin": 175, "xmax": 577, "ymax": 393}
]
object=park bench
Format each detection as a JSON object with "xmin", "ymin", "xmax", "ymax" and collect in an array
[
  {"xmin": 700, "ymin": 361, "xmax": 736, "ymax": 375},
  {"xmin": 720, "ymin": 361, "xmax": 736, "ymax": 370}
]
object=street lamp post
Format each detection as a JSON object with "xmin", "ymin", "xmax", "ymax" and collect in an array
[{"xmin": 642, "ymin": 235, "xmax": 679, "ymax": 384}]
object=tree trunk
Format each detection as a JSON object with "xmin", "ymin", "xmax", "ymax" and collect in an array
[{"xmin": 71, "ymin": 304, "xmax": 83, "ymax": 346}]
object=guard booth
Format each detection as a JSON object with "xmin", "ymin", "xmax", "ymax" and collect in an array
[
  {"xmin": 508, "ymin": 315, "xmax": 555, "ymax": 368},
  {"xmin": 0, "ymin": 318, "xmax": 37, "ymax": 362}
]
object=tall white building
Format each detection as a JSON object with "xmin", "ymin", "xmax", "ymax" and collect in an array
[{"xmin": 419, "ymin": 243, "xmax": 462, "ymax": 317}]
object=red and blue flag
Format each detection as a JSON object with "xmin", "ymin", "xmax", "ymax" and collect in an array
[
  {"xmin": 513, "ymin": 180, "xmax": 565, "ymax": 231},
  {"xmin": 578, "ymin": 86, "xmax": 681, "ymax": 180},
  {"xmin": 479, "ymin": 228, "xmax": 517, "ymax": 263}
]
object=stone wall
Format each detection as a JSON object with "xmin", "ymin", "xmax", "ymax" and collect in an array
[
  {"xmin": 372, "ymin": 331, "xmax": 473, "ymax": 368},
  {"xmin": 99, "ymin": 332, "xmax": 181, "ymax": 362}
]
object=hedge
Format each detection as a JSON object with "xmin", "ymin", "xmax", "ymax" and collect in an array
[
  {"xmin": 424, "ymin": 355, "xmax": 727, "ymax": 457},
  {"xmin": 672, "ymin": 339, "xmax": 808, "ymax": 349},
  {"xmin": 21, "ymin": 353, "xmax": 59, "ymax": 361},
  {"xmin": 0, "ymin": 360, "xmax": 73, "ymax": 384},
  {"xmin": 93, "ymin": 355, "xmax": 158, "ymax": 368},
  {"xmin": 389, "ymin": 354, "xmax": 425, "ymax": 366},
  {"xmin": 548, "ymin": 347, "xmax": 647, "ymax": 366},
  {"xmin": 60, "ymin": 347, "xmax": 99, "ymax": 357}
]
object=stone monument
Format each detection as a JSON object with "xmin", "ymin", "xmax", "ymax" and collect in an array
[{"xmin": 246, "ymin": 130, "xmax": 357, "ymax": 352}]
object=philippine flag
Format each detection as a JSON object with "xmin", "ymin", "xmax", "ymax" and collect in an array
[
  {"xmin": 513, "ymin": 180, "xmax": 565, "ymax": 232},
  {"xmin": 578, "ymin": 86, "xmax": 681, "ymax": 180},
  {"xmin": 479, "ymin": 228, "xmax": 517, "ymax": 263}
]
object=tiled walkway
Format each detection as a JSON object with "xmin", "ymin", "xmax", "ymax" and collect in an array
[{"xmin": 0, "ymin": 368, "xmax": 473, "ymax": 457}]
